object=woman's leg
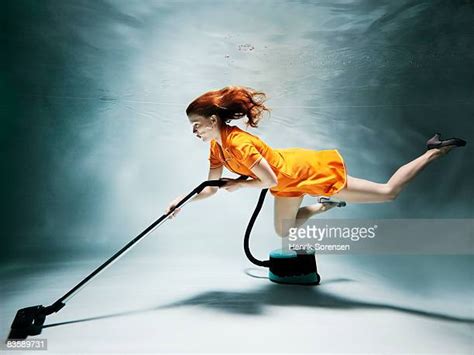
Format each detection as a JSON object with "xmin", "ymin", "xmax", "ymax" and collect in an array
[
  {"xmin": 332, "ymin": 147, "xmax": 452, "ymax": 203},
  {"xmin": 273, "ymin": 147, "xmax": 453, "ymax": 234},
  {"xmin": 294, "ymin": 203, "xmax": 336, "ymax": 228},
  {"xmin": 273, "ymin": 196, "xmax": 304, "ymax": 238}
]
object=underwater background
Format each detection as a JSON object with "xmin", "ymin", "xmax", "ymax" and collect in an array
[{"xmin": 1, "ymin": 0, "xmax": 473, "ymax": 352}]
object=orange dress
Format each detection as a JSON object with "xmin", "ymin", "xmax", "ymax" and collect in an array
[{"xmin": 209, "ymin": 124, "xmax": 347, "ymax": 197}]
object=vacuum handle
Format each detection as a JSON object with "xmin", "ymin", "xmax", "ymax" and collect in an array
[
  {"xmin": 193, "ymin": 175, "xmax": 249, "ymax": 194},
  {"xmin": 53, "ymin": 177, "xmax": 247, "ymax": 307},
  {"xmin": 176, "ymin": 176, "xmax": 249, "ymax": 210}
]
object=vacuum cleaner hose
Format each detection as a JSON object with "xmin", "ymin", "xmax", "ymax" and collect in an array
[{"xmin": 243, "ymin": 188, "xmax": 270, "ymax": 268}]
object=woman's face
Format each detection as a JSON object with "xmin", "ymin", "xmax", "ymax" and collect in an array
[{"xmin": 188, "ymin": 114, "xmax": 219, "ymax": 142}]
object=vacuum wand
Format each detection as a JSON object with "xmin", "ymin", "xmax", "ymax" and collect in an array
[{"xmin": 7, "ymin": 178, "xmax": 229, "ymax": 341}]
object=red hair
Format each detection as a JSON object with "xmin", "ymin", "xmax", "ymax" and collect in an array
[{"xmin": 186, "ymin": 86, "xmax": 270, "ymax": 128}]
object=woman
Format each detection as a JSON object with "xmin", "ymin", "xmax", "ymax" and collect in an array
[{"xmin": 166, "ymin": 86, "xmax": 466, "ymax": 238}]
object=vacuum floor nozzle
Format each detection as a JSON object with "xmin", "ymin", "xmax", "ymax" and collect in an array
[{"xmin": 7, "ymin": 305, "xmax": 47, "ymax": 340}]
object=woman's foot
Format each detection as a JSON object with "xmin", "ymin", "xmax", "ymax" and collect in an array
[
  {"xmin": 426, "ymin": 133, "xmax": 467, "ymax": 151},
  {"xmin": 436, "ymin": 145, "xmax": 455, "ymax": 156}
]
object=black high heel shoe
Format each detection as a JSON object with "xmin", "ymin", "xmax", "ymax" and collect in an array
[
  {"xmin": 426, "ymin": 133, "xmax": 467, "ymax": 150},
  {"xmin": 318, "ymin": 197, "xmax": 346, "ymax": 207}
]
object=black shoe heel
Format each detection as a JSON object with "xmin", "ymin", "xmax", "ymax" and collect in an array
[{"xmin": 426, "ymin": 133, "xmax": 467, "ymax": 149}]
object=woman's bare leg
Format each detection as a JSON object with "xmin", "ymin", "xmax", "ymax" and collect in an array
[
  {"xmin": 294, "ymin": 203, "xmax": 337, "ymax": 228},
  {"xmin": 273, "ymin": 147, "xmax": 454, "ymax": 233},
  {"xmin": 332, "ymin": 147, "xmax": 453, "ymax": 203},
  {"xmin": 273, "ymin": 196, "xmax": 304, "ymax": 238}
]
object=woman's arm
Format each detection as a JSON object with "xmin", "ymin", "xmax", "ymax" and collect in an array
[
  {"xmin": 223, "ymin": 158, "xmax": 277, "ymax": 191},
  {"xmin": 192, "ymin": 165, "xmax": 224, "ymax": 201},
  {"xmin": 165, "ymin": 166, "xmax": 223, "ymax": 217}
]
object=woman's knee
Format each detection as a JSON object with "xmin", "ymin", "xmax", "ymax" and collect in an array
[
  {"xmin": 274, "ymin": 219, "xmax": 298, "ymax": 238},
  {"xmin": 274, "ymin": 223, "xmax": 289, "ymax": 238},
  {"xmin": 273, "ymin": 196, "xmax": 303, "ymax": 238}
]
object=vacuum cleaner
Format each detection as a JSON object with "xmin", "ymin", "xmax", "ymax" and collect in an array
[
  {"xmin": 6, "ymin": 177, "xmax": 345, "ymax": 340},
  {"xmin": 242, "ymin": 188, "xmax": 345, "ymax": 286}
]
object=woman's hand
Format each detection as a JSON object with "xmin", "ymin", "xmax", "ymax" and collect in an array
[
  {"xmin": 220, "ymin": 178, "xmax": 242, "ymax": 192},
  {"xmin": 165, "ymin": 196, "xmax": 184, "ymax": 219}
]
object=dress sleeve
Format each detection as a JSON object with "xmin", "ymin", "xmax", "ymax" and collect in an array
[
  {"xmin": 229, "ymin": 139, "xmax": 263, "ymax": 170},
  {"xmin": 209, "ymin": 142, "xmax": 224, "ymax": 168}
]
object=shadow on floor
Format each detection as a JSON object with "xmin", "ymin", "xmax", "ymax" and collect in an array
[{"xmin": 43, "ymin": 277, "xmax": 474, "ymax": 331}]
